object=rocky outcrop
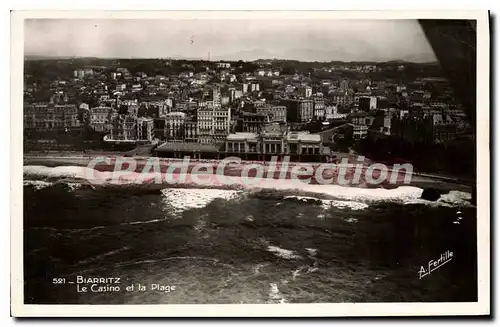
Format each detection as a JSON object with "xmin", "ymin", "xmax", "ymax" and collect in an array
[{"xmin": 420, "ymin": 187, "xmax": 444, "ymax": 201}]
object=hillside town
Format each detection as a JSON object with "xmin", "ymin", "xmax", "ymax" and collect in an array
[{"xmin": 23, "ymin": 58, "xmax": 473, "ymax": 173}]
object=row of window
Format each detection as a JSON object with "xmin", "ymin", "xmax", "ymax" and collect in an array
[
  {"xmin": 226, "ymin": 143, "xmax": 320, "ymax": 154},
  {"xmin": 25, "ymin": 117, "xmax": 78, "ymax": 123},
  {"xmin": 198, "ymin": 112, "xmax": 229, "ymax": 117},
  {"xmin": 26, "ymin": 122, "xmax": 79, "ymax": 128},
  {"xmin": 198, "ymin": 124, "xmax": 229, "ymax": 128},
  {"xmin": 91, "ymin": 119, "xmax": 108, "ymax": 124},
  {"xmin": 25, "ymin": 113, "xmax": 78, "ymax": 119}
]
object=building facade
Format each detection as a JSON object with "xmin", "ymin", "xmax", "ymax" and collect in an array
[
  {"xmin": 136, "ymin": 117, "xmax": 155, "ymax": 141},
  {"xmin": 73, "ymin": 68, "xmax": 94, "ymax": 79},
  {"xmin": 164, "ymin": 112, "xmax": 186, "ymax": 142},
  {"xmin": 256, "ymin": 105, "xmax": 287, "ymax": 123},
  {"xmin": 90, "ymin": 107, "xmax": 114, "ymax": 132},
  {"xmin": 24, "ymin": 103, "xmax": 80, "ymax": 130},
  {"xmin": 197, "ymin": 107, "xmax": 231, "ymax": 144},
  {"xmin": 282, "ymin": 99, "xmax": 314, "ymax": 123},
  {"xmin": 339, "ymin": 79, "xmax": 349, "ymax": 92},
  {"xmin": 301, "ymin": 86, "xmax": 312, "ymax": 98},
  {"xmin": 226, "ymin": 132, "xmax": 260, "ymax": 154},
  {"xmin": 286, "ymin": 131, "xmax": 322, "ymax": 155},
  {"xmin": 242, "ymin": 112, "xmax": 269, "ymax": 133},
  {"xmin": 391, "ymin": 114, "xmax": 461, "ymax": 144},
  {"xmin": 330, "ymin": 90, "xmax": 353, "ymax": 107},
  {"xmin": 358, "ymin": 96, "xmax": 378, "ymax": 112},
  {"xmin": 348, "ymin": 124, "xmax": 369, "ymax": 140},
  {"xmin": 184, "ymin": 120, "xmax": 198, "ymax": 143},
  {"xmin": 153, "ymin": 118, "xmax": 166, "ymax": 140},
  {"xmin": 224, "ymin": 123, "xmax": 325, "ymax": 160},
  {"xmin": 313, "ymin": 97, "xmax": 325, "ymax": 119},
  {"xmin": 110, "ymin": 115, "xmax": 137, "ymax": 140}
]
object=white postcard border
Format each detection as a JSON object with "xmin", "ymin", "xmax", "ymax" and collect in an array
[{"xmin": 10, "ymin": 10, "xmax": 490, "ymax": 317}]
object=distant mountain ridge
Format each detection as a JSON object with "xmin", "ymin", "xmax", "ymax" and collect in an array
[
  {"xmin": 24, "ymin": 50, "xmax": 437, "ymax": 64},
  {"xmin": 211, "ymin": 48, "xmax": 436, "ymax": 63},
  {"xmin": 25, "ymin": 55, "xmax": 77, "ymax": 61}
]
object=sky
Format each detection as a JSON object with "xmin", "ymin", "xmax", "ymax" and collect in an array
[{"xmin": 24, "ymin": 19, "xmax": 437, "ymax": 62}]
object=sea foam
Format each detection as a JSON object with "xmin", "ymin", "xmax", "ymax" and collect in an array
[
  {"xmin": 268, "ymin": 283, "xmax": 288, "ymax": 304},
  {"xmin": 23, "ymin": 180, "xmax": 83, "ymax": 192},
  {"xmin": 160, "ymin": 188, "xmax": 242, "ymax": 212},
  {"xmin": 283, "ymin": 195, "xmax": 369, "ymax": 211},
  {"xmin": 23, "ymin": 165, "xmax": 474, "ymax": 208},
  {"xmin": 23, "ymin": 180, "xmax": 53, "ymax": 191},
  {"xmin": 267, "ymin": 245, "xmax": 302, "ymax": 260}
]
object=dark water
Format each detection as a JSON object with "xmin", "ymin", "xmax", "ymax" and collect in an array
[{"xmin": 23, "ymin": 182, "xmax": 477, "ymax": 304}]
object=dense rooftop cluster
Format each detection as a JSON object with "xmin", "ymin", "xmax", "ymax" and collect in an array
[{"xmin": 23, "ymin": 58, "xmax": 471, "ymax": 164}]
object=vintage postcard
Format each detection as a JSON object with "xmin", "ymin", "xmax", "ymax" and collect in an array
[{"xmin": 11, "ymin": 10, "xmax": 490, "ymax": 317}]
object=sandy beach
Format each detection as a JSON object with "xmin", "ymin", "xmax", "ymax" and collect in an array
[{"xmin": 23, "ymin": 153, "xmax": 473, "ymax": 194}]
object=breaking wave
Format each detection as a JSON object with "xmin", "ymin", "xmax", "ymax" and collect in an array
[
  {"xmin": 268, "ymin": 283, "xmax": 288, "ymax": 304},
  {"xmin": 160, "ymin": 188, "xmax": 243, "ymax": 213},
  {"xmin": 283, "ymin": 195, "xmax": 369, "ymax": 210},
  {"xmin": 267, "ymin": 245, "xmax": 302, "ymax": 260},
  {"xmin": 23, "ymin": 180, "xmax": 53, "ymax": 191},
  {"xmin": 23, "ymin": 165, "xmax": 474, "ymax": 208},
  {"xmin": 23, "ymin": 179, "xmax": 83, "ymax": 192}
]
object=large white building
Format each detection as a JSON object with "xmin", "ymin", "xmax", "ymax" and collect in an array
[
  {"xmin": 73, "ymin": 68, "xmax": 94, "ymax": 79},
  {"xmin": 224, "ymin": 124, "xmax": 324, "ymax": 157},
  {"xmin": 217, "ymin": 62, "xmax": 231, "ymax": 69},
  {"xmin": 197, "ymin": 107, "xmax": 231, "ymax": 144}
]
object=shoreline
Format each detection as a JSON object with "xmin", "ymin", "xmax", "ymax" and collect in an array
[{"xmin": 23, "ymin": 154, "xmax": 474, "ymax": 194}]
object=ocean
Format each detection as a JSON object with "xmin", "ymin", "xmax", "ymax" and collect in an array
[{"xmin": 23, "ymin": 167, "xmax": 477, "ymax": 304}]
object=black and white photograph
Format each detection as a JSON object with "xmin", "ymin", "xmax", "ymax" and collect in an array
[{"xmin": 11, "ymin": 10, "xmax": 490, "ymax": 317}]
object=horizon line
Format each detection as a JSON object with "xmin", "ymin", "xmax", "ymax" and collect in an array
[{"xmin": 24, "ymin": 55, "xmax": 439, "ymax": 65}]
